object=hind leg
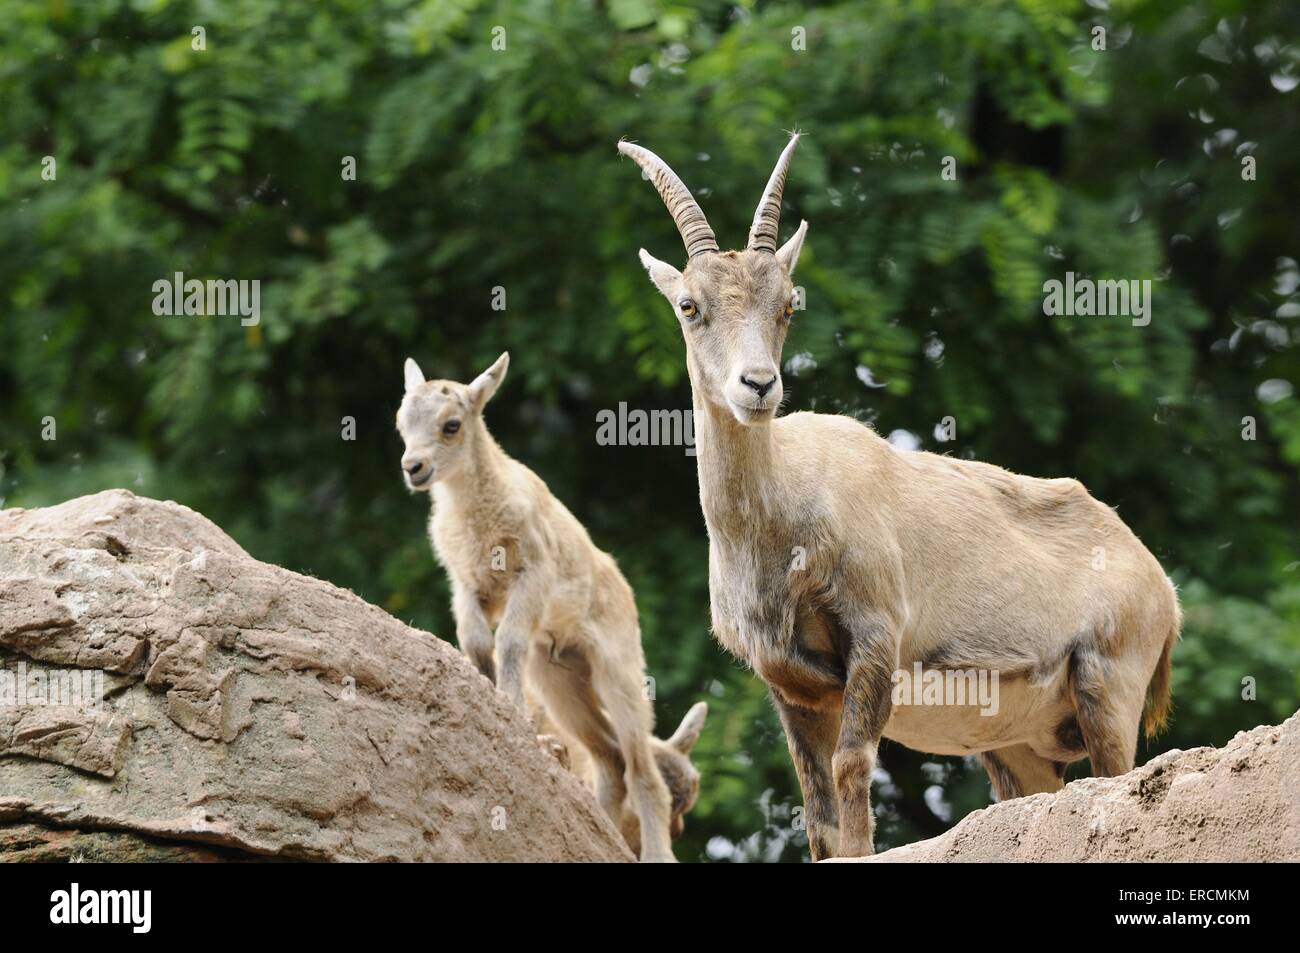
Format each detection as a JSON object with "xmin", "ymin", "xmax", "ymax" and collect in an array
[
  {"xmin": 979, "ymin": 743, "xmax": 1066, "ymax": 801},
  {"xmin": 1070, "ymin": 646, "xmax": 1143, "ymax": 776},
  {"xmin": 1079, "ymin": 701, "xmax": 1141, "ymax": 776},
  {"xmin": 587, "ymin": 648, "xmax": 673, "ymax": 862},
  {"xmin": 527, "ymin": 648, "xmax": 628, "ymax": 825}
]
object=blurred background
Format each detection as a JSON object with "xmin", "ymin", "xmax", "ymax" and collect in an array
[{"xmin": 2, "ymin": 0, "xmax": 1298, "ymax": 861}]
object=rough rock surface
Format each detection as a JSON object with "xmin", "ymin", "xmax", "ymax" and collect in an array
[
  {"xmin": 1, "ymin": 820, "xmax": 252, "ymax": 862},
  {"xmin": 0, "ymin": 490, "xmax": 631, "ymax": 862},
  {"xmin": 845, "ymin": 711, "xmax": 1300, "ymax": 862}
]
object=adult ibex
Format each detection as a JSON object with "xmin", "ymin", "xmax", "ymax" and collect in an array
[{"xmin": 618, "ymin": 134, "xmax": 1180, "ymax": 859}]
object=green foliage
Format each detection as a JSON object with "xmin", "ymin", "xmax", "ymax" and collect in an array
[{"xmin": 1, "ymin": 0, "xmax": 1297, "ymax": 861}]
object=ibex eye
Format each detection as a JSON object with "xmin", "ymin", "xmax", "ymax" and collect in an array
[
  {"xmin": 443, "ymin": 419, "xmax": 461, "ymax": 435},
  {"xmin": 679, "ymin": 299, "xmax": 698, "ymax": 320},
  {"xmin": 783, "ymin": 298, "xmax": 795, "ymax": 319}
]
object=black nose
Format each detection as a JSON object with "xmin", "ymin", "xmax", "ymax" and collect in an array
[
  {"xmin": 406, "ymin": 461, "xmax": 424, "ymax": 476},
  {"xmin": 740, "ymin": 374, "xmax": 776, "ymax": 399}
]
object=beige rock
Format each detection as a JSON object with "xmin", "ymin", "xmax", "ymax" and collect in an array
[
  {"xmin": 836, "ymin": 710, "xmax": 1300, "ymax": 862},
  {"xmin": 0, "ymin": 489, "xmax": 631, "ymax": 862}
]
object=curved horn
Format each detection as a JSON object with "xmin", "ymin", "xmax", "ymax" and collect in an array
[
  {"xmin": 747, "ymin": 133, "xmax": 801, "ymax": 253},
  {"xmin": 617, "ymin": 140, "xmax": 719, "ymax": 259}
]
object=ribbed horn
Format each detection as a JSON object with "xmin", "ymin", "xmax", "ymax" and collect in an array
[
  {"xmin": 747, "ymin": 134, "xmax": 800, "ymax": 253},
  {"xmin": 617, "ymin": 140, "xmax": 719, "ymax": 259}
]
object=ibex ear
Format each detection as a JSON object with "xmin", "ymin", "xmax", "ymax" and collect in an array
[
  {"xmin": 668, "ymin": 701, "xmax": 708, "ymax": 754},
  {"xmin": 468, "ymin": 352, "xmax": 509, "ymax": 411},
  {"xmin": 404, "ymin": 357, "xmax": 426, "ymax": 393},
  {"xmin": 638, "ymin": 248, "xmax": 683, "ymax": 301},
  {"xmin": 775, "ymin": 220, "xmax": 808, "ymax": 276}
]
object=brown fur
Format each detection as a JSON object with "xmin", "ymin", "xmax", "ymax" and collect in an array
[{"xmin": 623, "ymin": 137, "xmax": 1181, "ymax": 859}]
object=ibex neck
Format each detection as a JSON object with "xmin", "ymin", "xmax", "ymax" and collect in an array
[
  {"xmin": 437, "ymin": 428, "xmax": 510, "ymax": 511},
  {"xmin": 689, "ymin": 371, "xmax": 777, "ymax": 527}
]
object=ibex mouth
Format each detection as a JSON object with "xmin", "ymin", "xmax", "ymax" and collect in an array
[
  {"xmin": 406, "ymin": 470, "xmax": 434, "ymax": 490},
  {"xmin": 728, "ymin": 399, "xmax": 778, "ymax": 426},
  {"xmin": 725, "ymin": 375, "xmax": 782, "ymax": 425}
]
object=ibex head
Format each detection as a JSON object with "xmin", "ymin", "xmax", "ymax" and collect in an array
[
  {"xmin": 621, "ymin": 702, "xmax": 708, "ymax": 851},
  {"xmin": 619, "ymin": 136, "xmax": 807, "ymax": 425},
  {"xmin": 396, "ymin": 352, "xmax": 508, "ymax": 490}
]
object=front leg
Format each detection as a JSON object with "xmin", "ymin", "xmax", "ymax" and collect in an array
[
  {"xmin": 770, "ymin": 693, "xmax": 841, "ymax": 861},
  {"xmin": 451, "ymin": 582, "xmax": 496, "ymax": 682},
  {"xmin": 832, "ymin": 613, "xmax": 898, "ymax": 858},
  {"xmin": 494, "ymin": 573, "xmax": 545, "ymax": 711}
]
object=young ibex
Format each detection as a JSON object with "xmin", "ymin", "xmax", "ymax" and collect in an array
[
  {"xmin": 396, "ymin": 353, "xmax": 706, "ymax": 862},
  {"xmin": 618, "ymin": 135, "xmax": 1180, "ymax": 860}
]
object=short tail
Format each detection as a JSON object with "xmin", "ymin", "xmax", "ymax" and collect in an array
[{"xmin": 1142, "ymin": 610, "xmax": 1180, "ymax": 737}]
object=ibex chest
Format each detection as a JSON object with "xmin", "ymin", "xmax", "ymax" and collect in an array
[
  {"xmin": 705, "ymin": 507, "xmax": 862, "ymax": 707},
  {"xmin": 430, "ymin": 513, "xmax": 522, "ymax": 622},
  {"xmin": 709, "ymin": 534, "xmax": 829, "ymax": 646}
]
